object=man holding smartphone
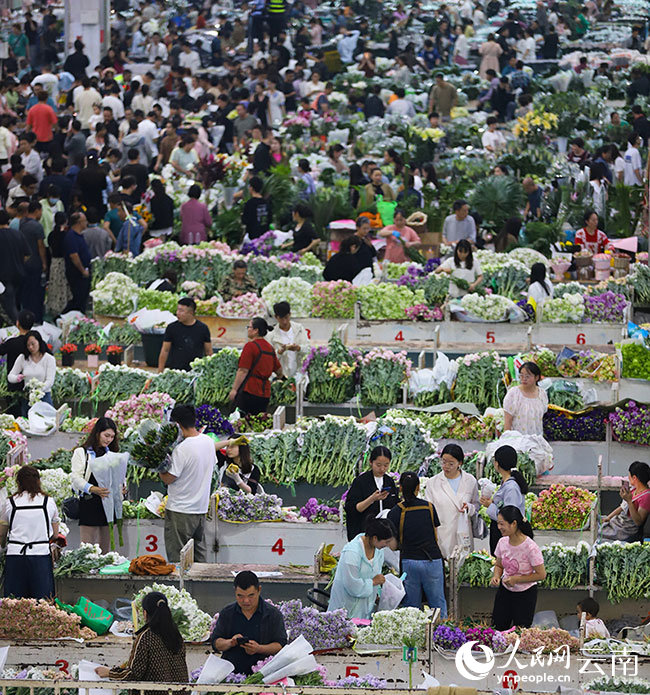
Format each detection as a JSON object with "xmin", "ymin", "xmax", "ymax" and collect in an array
[{"xmin": 210, "ymin": 571, "xmax": 287, "ymax": 674}]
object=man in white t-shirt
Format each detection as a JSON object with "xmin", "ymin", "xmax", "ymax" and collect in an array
[
  {"xmin": 31, "ymin": 66, "xmax": 60, "ymax": 102},
  {"xmin": 268, "ymin": 301, "xmax": 310, "ymax": 378},
  {"xmin": 482, "ymin": 116, "xmax": 507, "ymax": 153},
  {"xmin": 623, "ymin": 134, "xmax": 643, "ymax": 186},
  {"xmin": 160, "ymin": 405, "xmax": 217, "ymax": 562}
]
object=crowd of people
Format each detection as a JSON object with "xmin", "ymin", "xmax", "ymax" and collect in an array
[{"xmin": 0, "ymin": 0, "xmax": 649, "ymax": 685}]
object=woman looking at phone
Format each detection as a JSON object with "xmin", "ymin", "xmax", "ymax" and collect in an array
[
  {"xmin": 344, "ymin": 446, "xmax": 399, "ymax": 541},
  {"xmin": 600, "ymin": 461, "xmax": 650, "ymax": 541}
]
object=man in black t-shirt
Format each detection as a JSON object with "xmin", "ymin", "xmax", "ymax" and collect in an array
[
  {"xmin": 241, "ymin": 176, "xmax": 272, "ymax": 240},
  {"xmin": 158, "ymin": 297, "xmax": 212, "ymax": 372},
  {"xmin": 0, "ymin": 309, "xmax": 35, "ymax": 415}
]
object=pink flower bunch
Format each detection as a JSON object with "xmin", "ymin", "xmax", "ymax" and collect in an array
[
  {"xmin": 405, "ymin": 304, "xmax": 443, "ymax": 322},
  {"xmin": 283, "ymin": 113, "xmax": 313, "ymax": 128},
  {"xmin": 219, "ymin": 292, "xmax": 267, "ymax": 319},
  {"xmin": 312, "ymin": 281, "xmax": 357, "ymax": 319},
  {"xmin": 531, "ymin": 484, "xmax": 596, "ymax": 529},
  {"xmin": 0, "ymin": 598, "xmax": 95, "ymax": 640},
  {"xmin": 105, "ymin": 392, "xmax": 175, "ymax": 433},
  {"xmin": 461, "ymin": 350, "xmax": 504, "ymax": 368},
  {"xmin": 506, "ymin": 627, "xmax": 579, "ymax": 653},
  {"xmin": 361, "ymin": 349, "xmax": 412, "ymax": 378}
]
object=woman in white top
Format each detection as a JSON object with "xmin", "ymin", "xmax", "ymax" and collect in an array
[
  {"xmin": 435, "ymin": 239, "xmax": 483, "ymax": 298},
  {"xmin": 611, "ymin": 144, "xmax": 625, "ymax": 183},
  {"xmin": 527, "ymin": 262, "xmax": 554, "ymax": 310},
  {"xmin": 503, "ymin": 361, "xmax": 548, "ymax": 436},
  {"xmin": 452, "ymin": 25, "xmax": 470, "ymax": 64},
  {"xmin": 424, "ymin": 444, "xmax": 479, "ymax": 558},
  {"xmin": 8, "ymin": 330, "xmax": 56, "ymax": 414},
  {"xmin": 70, "ymin": 417, "xmax": 122, "ymax": 553},
  {"xmin": 0, "ymin": 465, "xmax": 59, "ymax": 599}
]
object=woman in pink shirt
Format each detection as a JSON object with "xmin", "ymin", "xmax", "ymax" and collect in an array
[
  {"xmin": 490, "ymin": 506, "xmax": 546, "ymax": 631},
  {"xmin": 180, "ymin": 184, "xmax": 212, "ymax": 245},
  {"xmin": 378, "ymin": 209, "xmax": 420, "ymax": 263}
]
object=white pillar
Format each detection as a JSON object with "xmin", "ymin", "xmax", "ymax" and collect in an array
[{"xmin": 64, "ymin": 0, "xmax": 110, "ymax": 72}]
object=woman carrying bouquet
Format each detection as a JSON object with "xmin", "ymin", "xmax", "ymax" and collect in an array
[
  {"xmin": 377, "ymin": 209, "xmax": 420, "ymax": 264},
  {"xmin": 344, "ymin": 446, "xmax": 399, "ymax": 541},
  {"xmin": 328, "ymin": 517, "xmax": 396, "ymax": 620},
  {"xmin": 388, "ymin": 471, "xmax": 447, "ymax": 616},
  {"xmin": 70, "ymin": 417, "xmax": 122, "ymax": 553},
  {"xmin": 490, "ymin": 506, "xmax": 546, "ymax": 631},
  {"xmin": 424, "ymin": 444, "xmax": 480, "ymax": 558},
  {"xmin": 7, "ymin": 330, "xmax": 56, "ymax": 416},
  {"xmin": 95, "ymin": 591, "xmax": 188, "ymax": 689}
]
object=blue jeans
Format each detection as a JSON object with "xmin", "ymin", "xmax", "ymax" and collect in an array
[{"xmin": 401, "ymin": 558, "xmax": 448, "ymax": 617}]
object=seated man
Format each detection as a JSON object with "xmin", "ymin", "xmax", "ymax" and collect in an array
[
  {"xmin": 210, "ymin": 571, "xmax": 287, "ymax": 675},
  {"xmin": 218, "ymin": 260, "xmax": 258, "ymax": 301}
]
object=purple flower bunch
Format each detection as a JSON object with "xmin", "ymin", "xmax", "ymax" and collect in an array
[
  {"xmin": 325, "ymin": 675, "xmax": 389, "ymax": 688},
  {"xmin": 195, "ymin": 404, "xmax": 235, "ymax": 437},
  {"xmin": 225, "ymin": 673, "xmax": 247, "ymax": 684},
  {"xmin": 584, "ymin": 291, "xmax": 627, "ymax": 323},
  {"xmin": 217, "ymin": 490, "xmax": 283, "ymax": 522},
  {"xmin": 397, "ymin": 265, "xmax": 426, "ymax": 287},
  {"xmin": 270, "ymin": 599, "xmax": 353, "ymax": 649},
  {"xmin": 433, "ymin": 625, "xmax": 467, "ymax": 650},
  {"xmin": 608, "ymin": 400, "xmax": 650, "ymax": 446},
  {"xmin": 543, "ymin": 409, "xmax": 606, "ymax": 441},
  {"xmin": 299, "ymin": 497, "xmax": 340, "ymax": 523},
  {"xmin": 465, "ymin": 626, "xmax": 497, "ymax": 649},
  {"xmin": 240, "ymin": 231, "xmax": 276, "ymax": 257},
  {"xmin": 516, "ymin": 299, "xmax": 535, "ymax": 321},
  {"xmin": 278, "ymin": 252, "xmax": 301, "ymax": 262}
]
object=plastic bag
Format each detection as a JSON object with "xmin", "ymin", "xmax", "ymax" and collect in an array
[
  {"xmin": 408, "ymin": 369, "xmax": 436, "ymax": 397},
  {"xmin": 479, "ymin": 478, "xmax": 498, "ymax": 499},
  {"xmin": 352, "ymin": 267, "xmax": 373, "ymax": 287},
  {"xmin": 26, "ymin": 400, "xmax": 58, "ymax": 435},
  {"xmin": 195, "ymin": 654, "xmax": 235, "ymax": 684},
  {"xmin": 376, "ymin": 196, "xmax": 397, "ymax": 226},
  {"xmin": 532, "ymin": 610, "xmax": 560, "ymax": 629},
  {"xmin": 432, "ymin": 351, "xmax": 458, "ymax": 390},
  {"xmin": 55, "ymin": 597, "xmax": 113, "ymax": 635},
  {"xmin": 262, "ymin": 654, "xmax": 319, "ymax": 685},
  {"xmin": 486, "ymin": 431, "xmax": 553, "ymax": 476},
  {"xmin": 377, "ymin": 574, "xmax": 406, "ymax": 612},
  {"xmin": 456, "ymin": 510, "xmax": 472, "ymax": 551},
  {"xmin": 327, "ymin": 128, "xmax": 350, "ymax": 144},
  {"xmin": 126, "ymin": 309, "xmax": 176, "ymax": 334},
  {"xmin": 417, "ymin": 671, "xmax": 440, "ymax": 690},
  {"xmin": 259, "ymin": 635, "xmax": 313, "ymax": 678},
  {"xmin": 144, "ymin": 491, "xmax": 165, "ymax": 517}
]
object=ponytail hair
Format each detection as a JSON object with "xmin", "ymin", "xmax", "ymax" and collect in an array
[
  {"xmin": 494, "ymin": 444, "xmax": 528, "ymax": 495},
  {"xmin": 399, "ymin": 470, "xmax": 420, "ymax": 501},
  {"xmin": 498, "ymin": 505, "xmax": 534, "ymax": 539},
  {"xmin": 141, "ymin": 591, "xmax": 184, "ymax": 654}
]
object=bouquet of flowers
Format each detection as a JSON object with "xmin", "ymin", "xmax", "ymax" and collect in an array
[
  {"xmin": 147, "ymin": 369, "xmax": 196, "ymax": 404},
  {"xmin": 512, "ymin": 109, "xmax": 558, "ymax": 144},
  {"xmin": 84, "ymin": 344, "xmax": 102, "ymax": 356},
  {"xmin": 460, "ymin": 293, "xmax": 511, "ymax": 322},
  {"xmin": 54, "ymin": 543, "xmax": 127, "ymax": 578},
  {"xmin": 0, "ymin": 599, "xmax": 95, "ymax": 640},
  {"xmin": 180, "ymin": 280, "xmax": 207, "ymax": 299},
  {"xmin": 137, "ymin": 289, "xmax": 179, "ymax": 313},
  {"xmin": 505, "ymin": 627, "xmax": 578, "ymax": 653},
  {"xmin": 269, "ymin": 377, "xmax": 296, "ymax": 406},
  {"xmin": 531, "ymin": 484, "xmax": 596, "ymax": 529},
  {"xmin": 68, "ymin": 317, "xmax": 103, "ymax": 345},
  {"xmin": 94, "ymin": 364, "xmax": 150, "ymax": 404},
  {"xmin": 608, "ymin": 400, "xmax": 650, "ymax": 445},
  {"xmin": 543, "ymin": 408, "xmax": 606, "ymax": 441},
  {"xmin": 195, "ymin": 404, "xmax": 235, "ymax": 437},
  {"xmin": 262, "ymin": 277, "xmax": 313, "ymax": 317},
  {"xmin": 358, "ymin": 283, "xmax": 425, "ymax": 320},
  {"xmin": 270, "ymin": 599, "xmax": 353, "ymax": 649},
  {"xmin": 235, "ymin": 412, "xmax": 273, "ymax": 433},
  {"xmin": 26, "ymin": 378, "xmax": 45, "ymax": 407},
  {"xmin": 302, "ymin": 335, "xmax": 360, "ymax": 403},
  {"xmin": 356, "ymin": 608, "xmax": 428, "ymax": 648},
  {"xmin": 192, "ymin": 349, "xmax": 240, "ymax": 405},
  {"xmin": 133, "ymin": 583, "xmax": 212, "ymax": 641},
  {"xmin": 541, "ymin": 294, "xmax": 585, "ymax": 323},
  {"xmin": 105, "ymin": 392, "xmax": 175, "ymax": 434},
  {"xmin": 299, "ymin": 498, "xmax": 340, "ymax": 523},
  {"xmin": 90, "ymin": 272, "xmax": 140, "ymax": 316},
  {"xmin": 453, "ymin": 352, "xmax": 507, "ymax": 412},
  {"xmin": 219, "ymin": 292, "xmax": 267, "ymax": 319},
  {"xmin": 59, "ymin": 343, "xmax": 77, "ymax": 355},
  {"xmin": 217, "ymin": 489, "xmax": 283, "ymax": 522},
  {"xmin": 360, "ymin": 349, "xmax": 412, "ymax": 406},
  {"xmin": 311, "ymin": 281, "xmax": 357, "ymax": 319},
  {"xmin": 130, "ymin": 420, "xmax": 179, "ymax": 472},
  {"xmin": 108, "ymin": 322, "xmax": 141, "ymax": 347},
  {"xmin": 405, "ymin": 304, "xmax": 443, "ymax": 321},
  {"xmin": 584, "ymin": 292, "xmax": 627, "ymax": 323}
]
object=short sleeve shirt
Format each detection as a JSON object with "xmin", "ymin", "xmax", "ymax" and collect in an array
[
  {"xmin": 239, "ymin": 338, "xmax": 280, "ymax": 398},
  {"xmin": 495, "ymin": 535, "xmax": 544, "ymax": 592},
  {"xmin": 162, "ymin": 320, "xmax": 211, "ymax": 371},
  {"xmin": 63, "ymin": 229, "xmax": 91, "ymax": 273}
]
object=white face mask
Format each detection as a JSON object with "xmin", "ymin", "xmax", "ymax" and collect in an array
[{"xmin": 48, "ymin": 198, "xmax": 58, "ymax": 205}]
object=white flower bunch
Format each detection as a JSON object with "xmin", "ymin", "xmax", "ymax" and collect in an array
[
  {"xmin": 26, "ymin": 378, "xmax": 45, "ymax": 407},
  {"xmin": 262, "ymin": 277, "xmax": 313, "ymax": 317},
  {"xmin": 91, "ymin": 272, "xmax": 140, "ymax": 316},
  {"xmin": 461, "ymin": 293, "xmax": 511, "ymax": 322},
  {"xmin": 541, "ymin": 293, "xmax": 585, "ymax": 323},
  {"xmin": 357, "ymin": 607, "xmax": 429, "ymax": 648},
  {"xmin": 507, "ymin": 248, "xmax": 550, "ymax": 269},
  {"xmin": 133, "ymin": 583, "xmax": 212, "ymax": 642}
]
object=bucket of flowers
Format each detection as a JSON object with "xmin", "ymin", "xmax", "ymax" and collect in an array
[
  {"xmin": 60, "ymin": 343, "xmax": 77, "ymax": 367},
  {"xmin": 106, "ymin": 345, "xmax": 124, "ymax": 366},
  {"xmin": 84, "ymin": 343, "xmax": 102, "ymax": 369}
]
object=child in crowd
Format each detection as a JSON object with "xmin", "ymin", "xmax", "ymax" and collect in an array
[{"xmin": 577, "ymin": 597, "xmax": 610, "ymax": 639}]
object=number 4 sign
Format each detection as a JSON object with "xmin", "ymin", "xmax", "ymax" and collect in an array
[{"xmin": 271, "ymin": 539, "xmax": 285, "ymax": 556}]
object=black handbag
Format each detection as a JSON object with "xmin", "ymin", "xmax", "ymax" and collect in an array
[{"xmin": 62, "ymin": 495, "xmax": 80, "ymax": 520}]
